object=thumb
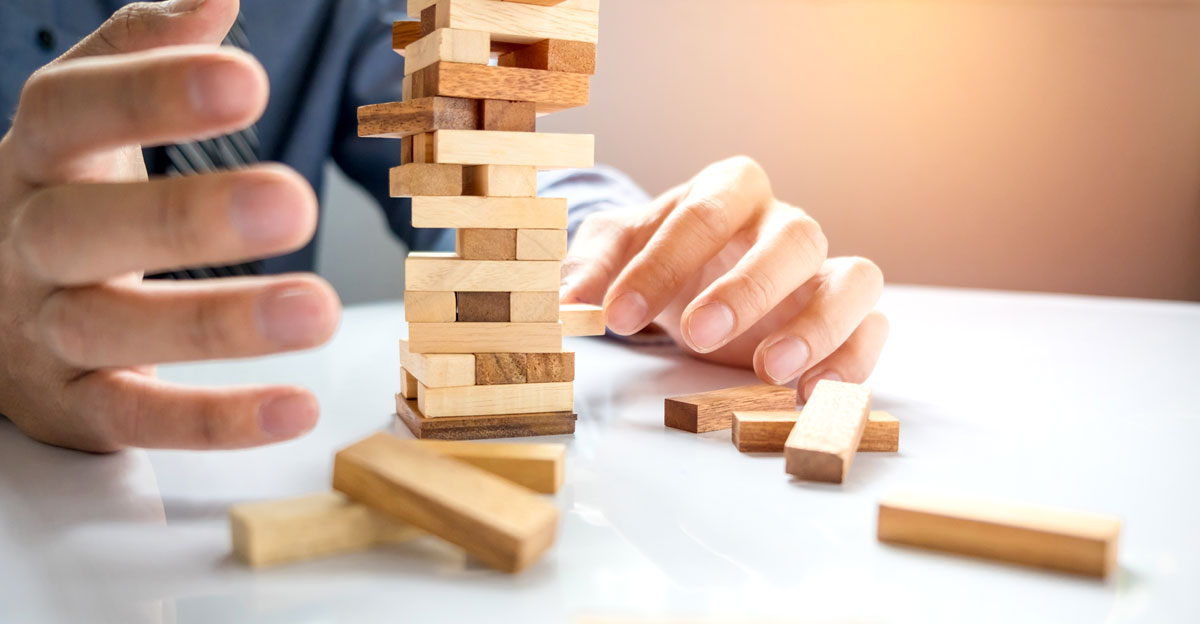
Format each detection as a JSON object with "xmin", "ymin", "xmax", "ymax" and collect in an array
[{"xmin": 59, "ymin": 0, "xmax": 240, "ymax": 62}]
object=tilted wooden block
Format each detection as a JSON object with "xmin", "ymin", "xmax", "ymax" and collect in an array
[
  {"xmin": 784, "ymin": 380, "xmax": 871, "ymax": 484},
  {"xmin": 877, "ymin": 490, "xmax": 1121, "ymax": 578},
  {"xmin": 419, "ymin": 380, "xmax": 574, "ymax": 417},
  {"xmin": 456, "ymin": 229, "xmax": 518, "ymax": 261},
  {"xmin": 560, "ymin": 303, "xmax": 605, "ymax": 337},
  {"xmin": 389, "ymin": 163, "xmax": 463, "ymax": 197},
  {"xmin": 426, "ymin": 0, "xmax": 599, "ymax": 45},
  {"xmin": 732, "ymin": 410, "xmax": 900, "ymax": 453},
  {"xmin": 434, "ymin": 129, "xmax": 594, "ymax": 168},
  {"xmin": 481, "ymin": 99, "xmax": 537, "ymax": 132},
  {"xmin": 463, "ymin": 165, "xmax": 539, "ymax": 197},
  {"xmin": 409, "ymin": 322, "xmax": 563, "ymax": 354},
  {"xmin": 407, "ymin": 439, "xmax": 565, "ymax": 494},
  {"xmin": 475, "ymin": 353, "xmax": 528, "ymax": 385},
  {"xmin": 526, "ymin": 352, "xmax": 574, "ymax": 383},
  {"xmin": 397, "ymin": 394, "xmax": 576, "ymax": 440},
  {"xmin": 516, "ymin": 229, "xmax": 567, "ymax": 260},
  {"xmin": 412, "ymin": 196, "xmax": 567, "ymax": 229},
  {"xmin": 457, "ymin": 292, "xmax": 511, "ymax": 322},
  {"xmin": 410, "ymin": 62, "xmax": 589, "ymax": 113},
  {"xmin": 499, "ymin": 39, "xmax": 596, "ymax": 74},
  {"xmin": 400, "ymin": 338, "xmax": 476, "ymax": 387},
  {"xmin": 333, "ymin": 433, "xmax": 560, "ymax": 573},
  {"xmin": 664, "ymin": 384, "xmax": 797, "ymax": 434},
  {"xmin": 404, "ymin": 291, "xmax": 458, "ymax": 323},
  {"xmin": 392, "ymin": 20, "xmax": 425, "ymax": 51},
  {"xmin": 403, "ymin": 28, "xmax": 490, "ymax": 76},
  {"xmin": 405, "ymin": 253, "xmax": 560, "ymax": 292},
  {"xmin": 358, "ymin": 97, "xmax": 477, "ymax": 139},
  {"xmin": 400, "ymin": 367, "xmax": 419, "ymax": 399},
  {"xmin": 511, "ymin": 291, "xmax": 559, "ymax": 322}
]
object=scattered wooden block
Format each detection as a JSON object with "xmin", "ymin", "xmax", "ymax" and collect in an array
[
  {"xmin": 397, "ymin": 394, "xmax": 576, "ymax": 440},
  {"xmin": 403, "ymin": 28, "xmax": 490, "ymax": 76},
  {"xmin": 400, "ymin": 367, "xmax": 419, "ymax": 399},
  {"xmin": 333, "ymin": 433, "xmax": 559, "ymax": 573},
  {"xmin": 230, "ymin": 491, "xmax": 422, "ymax": 568},
  {"xmin": 481, "ymin": 99, "xmax": 537, "ymax": 132},
  {"xmin": 392, "ymin": 21, "xmax": 425, "ymax": 51},
  {"xmin": 499, "ymin": 39, "xmax": 596, "ymax": 74},
  {"xmin": 400, "ymin": 339, "xmax": 476, "ymax": 387},
  {"xmin": 859, "ymin": 411, "xmax": 899, "ymax": 452},
  {"xmin": 409, "ymin": 62, "xmax": 589, "ymax": 113},
  {"xmin": 731, "ymin": 410, "xmax": 900, "ymax": 453},
  {"xmin": 511, "ymin": 291, "xmax": 560, "ymax": 322},
  {"xmin": 404, "ymin": 291, "xmax": 458, "ymax": 323},
  {"xmin": 560, "ymin": 303, "xmax": 604, "ymax": 337},
  {"xmin": 409, "ymin": 322, "xmax": 563, "ymax": 354},
  {"xmin": 412, "ymin": 196, "xmax": 567, "ymax": 229},
  {"xmin": 516, "ymin": 229, "xmax": 568, "ymax": 260},
  {"xmin": 427, "ymin": 0, "xmax": 599, "ymax": 45},
  {"xmin": 434, "ymin": 129, "xmax": 594, "ymax": 168},
  {"xmin": 457, "ymin": 291, "xmax": 512, "ymax": 322},
  {"xmin": 358, "ymin": 97, "xmax": 477, "ymax": 139},
  {"xmin": 526, "ymin": 352, "xmax": 574, "ymax": 383},
  {"xmin": 419, "ymin": 380, "xmax": 573, "ymax": 417},
  {"xmin": 877, "ymin": 490, "xmax": 1122, "ymax": 578},
  {"xmin": 405, "ymin": 253, "xmax": 560, "ymax": 292},
  {"xmin": 463, "ymin": 165, "xmax": 539, "ymax": 197},
  {"xmin": 407, "ymin": 439, "xmax": 565, "ymax": 494},
  {"xmin": 783, "ymin": 380, "xmax": 871, "ymax": 484},
  {"xmin": 664, "ymin": 384, "xmax": 796, "ymax": 434},
  {"xmin": 475, "ymin": 353, "xmax": 528, "ymax": 385},
  {"xmin": 456, "ymin": 229, "xmax": 517, "ymax": 261},
  {"xmin": 389, "ymin": 163, "xmax": 463, "ymax": 197}
]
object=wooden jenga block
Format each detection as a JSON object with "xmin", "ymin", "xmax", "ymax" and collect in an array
[
  {"xmin": 457, "ymin": 229, "xmax": 518, "ymax": 260},
  {"xmin": 457, "ymin": 292, "xmax": 512, "ymax": 322},
  {"xmin": 511, "ymin": 291, "xmax": 559, "ymax": 322},
  {"xmin": 419, "ymin": 381, "xmax": 573, "ymax": 417},
  {"xmin": 475, "ymin": 353, "xmax": 528, "ymax": 385},
  {"xmin": 877, "ymin": 490, "xmax": 1121, "ymax": 578},
  {"xmin": 731, "ymin": 410, "xmax": 900, "ymax": 453},
  {"xmin": 784, "ymin": 380, "xmax": 871, "ymax": 484},
  {"xmin": 333, "ymin": 433, "xmax": 559, "ymax": 573},
  {"xmin": 516, "ymin": 229, "xmax": 567, "ymax": 260},
  {"xmin": 526, "ymin": 352, "xmax": 574, "ymax": 383},
  {"xmin": 407, "ymin": 440, "xmax": 565, "ymax": 494},
  {"xmin": 410, "ymin": 62, "xmax": 589, "ymax": 113},
  {"xmin": 404, "ymin": 291, "xmax": 458, "ymax": 323},
  {"xmin": 401, "ymin": 136, "xmax": 414, "ymax": 164},
  {"xmin": 664, "ymin": 384, "xmax": 797, "ymax": 434},
  {"xmin": 403, "ymin": 28, "xmax": 490, "ymax": 76},
  {"xmin": 559, "ymin": 303, "xmax": 604, "ymax": 336},
  {"xmin": 409, "ymin": 322, "xmax": 563, "ymax": 354},
  {"xmin": 426, "ymin": 0, "xmax": 599, "ymax": 45},
  {"xmin": 413, "ymin": 196, "xmax": 566, "ymax": 229},
  {"xmin": 397, "ymin": 394, "xmax": 576, "ymax": 440},
  {"xmin": 481, "ymin": 99, "xmax": 537, "ymax": 132},
  {"xmin": 412, "ymin": 132, "xmax": 435, "ymax": 163},
  {"xmin": 358, "ymin": 97, "xmax": 478, "ymax": 139},
  {"xmin": 501, "ymin": 0, "xmax": 574, "ymax": 6},
  {"xmin": 400, "ymin": 339, "xmax": 476, "ymax": 387},
  {"xmin": 499, "ymin": 39, "xmax": 596, "ymax": 74},
  {"xmin": 434, "ymin": 129, "xmax": 594, "ymax": 168},
  {"xmin": 400, "ymin": 367, "xmax": 419, "ymax": 399},
  {"xmin": 405, "ymin": 253, "xmax": 560, "ymax": 292},
  {"xmin": 392, "ymin": 21, "xmax": 425, "ymax": 51},
  {"xmin": 463, "ymin": 165, "xmax": 539, "ymax": 197},
  {"xmin": 230, "ymin": 492, "xmax": 422, "ymax": 568},
  {"xmin": 389, "ymin": 163, "xmax": 463, "ymax": 197},
  {"xmin": 409, "ymin": 0, "xmax": 600, "ymax": 14}
]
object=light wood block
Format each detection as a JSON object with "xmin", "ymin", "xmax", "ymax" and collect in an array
[
  {"xmin": 516, "ymin": 229, "xmax": 567, "ymax": 260},
  {"xmin": 664, "ymin": 384, "xmax": 797, "ymax": 434},
  {"xmin": 409, "ymin": 0, "xmax": 600, "ymax": 14},
  {"xmin": 526, "ymin": 352, "xmax": 574, "ymax": 383},
  {"xmin": 511, "ymin": 291, "xmax": 559, "ymax": 322},
  {"xmin": 409, "ymin": 322, "xmax": 563, "ymax": 354},
  {"xmin": 457, "ymin": 291, "xmax": 511, "ymax": 322},
  {"xmin": 410, "ymin": 62, "xmax": 589, "ymax": 114},
  {"xmin": 404, "ymin": 291, "xmax": 458, "ymax": 323},
  {"xmin": 405, "ymin": 253, "xmax": 560, "ymax": 292},
  {"xmin": 403, "ymin": 28, "xmax": 490, "ymax": 76},
  {"xmin": 333, "ymin": 433, "xmax": 559, "ymax": 573},
  {"xmin": 560, "ymin": 303, "xmax": 604, "ymax": 336},
  {"xmin": 392, "ymin": 21, "xmax": 425, "ymax": 51},
  {"xmin": 877, "ymin": 490, "xmax": 1121, "ymax": 578},
  {"xmin": 434, "ymin": 129, "xmax": 594, "ymax": 168},
  {"xmin": 457, "ymin": 229, "xmax": 518, "ymax": 260},
  {"xmin": 463, "ymin": 165, "xmax": 539, "ymax": 197},
  {"xmin": 475, "ymin": 353, "xmax": 527, "ymax": 385},
  {"xmin": 397, "ymin": 394, "xmax": 576, "ymax": 440},
  {"xmin": 412, "ymin": 196, "xmax": 567, "ymax": 229},
  {"xmin": 400, "ymin": 368, "xmax": 419, "ymax": 399},
  {"xmin": 429, "ymin": 0, "xmax": 599, "ymax": 45},
  {"xmin": 407, "ymin": 439, "xmax": 565, "ymax": 494},
  {"xmin": 389, "ymin": 163, "xmax": 463, "ymax": 197},
  {"xmin": 412, "ymin": 132, "xmax": 435, "ymax": 163},
  {"xmin": 784, "ymin": 380, "xmax": 871, "ymax": 484},
  {"xmin": 481, "ymin": 99, "xmax": 537, "ymax": 132},
  {"xmin": 418, "ymin": 381, "xmax": 573, "ymax": 417},
  {"xmin": 400, "ymin": 338, "xmax": 476, "ymax": 387},
  {"xmin": 732, "ymin": 410, "xmax": 900, "ymax": 453},
  {"xmin": 501, "ymin": 0, "xmax": 572, "ymax": 6},
  {"xmin": 498, "ymin": 39, "xmax": 596, "ymax": 74},
  {"xmin": 358, "ymin": 97, "xmax": 477, "ymax": 139}
]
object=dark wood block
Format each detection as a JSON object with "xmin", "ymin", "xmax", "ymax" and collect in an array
[
  {"xmin": 475, "ymin": 353, "xmax": 528, "ymax": 385},
  {"xmin": 665, "ymin": 384, "xmax": 797, "ymax": 434},
  {"xmin": 498, "ymin": 39, "xmax": 596, "ymax": 75},
  {"xmin": 410, "ymin": 62, "xmax": 589, "ymax": 113},
  {"xmin": 481, "ymin": 99, "xmax": 537, "ymax": 132},
  {"xmin": 457, "ymin": 292, "xmax": 511, "ymax": 322},
  {"xmin": 456, "ymin": 229, "xmax": 518, "ymax": 260},
  {"xmin": 526, "ymin": 352, "xmax": 574, "ymax": 383}
]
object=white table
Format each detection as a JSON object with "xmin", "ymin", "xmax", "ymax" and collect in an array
[{"xmin": 1, "ymin": 286, "xmax": 1197, "ymax": 623}]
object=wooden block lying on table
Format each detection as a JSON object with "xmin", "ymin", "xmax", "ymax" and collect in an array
[
  {"xmin": 457, "ymin": 291, "xmax": 511, "ymax": 322},
  {"xmin": 419, "ymin": 380, "xmax": 573, "ymax": 417},
  {"xmin": 412, "ymin": 196, "xmax": 567, "ymax": 229},
  {"xmin": 516, "ymin": 229, "xmax": 568, "ymax": 260},
  {"xmin": 397, "ymin": 394, "xmax": 576, "ymax": 440},
  {"xmin": 560, "ymin": 303, "xmax": 605, "ymax": 337},
  {"xmin": 664, "ymin": 384, "xmax": 797, "ymax": 434},
  {"xmin": 400, "ymin": 338, "xmax": 476, "ymax": 387},
  {"xmin": 404, "ymin": 291, "xmax": 458, "ymax": 323},
  {"xmin": 409, "ymin": 322, "xmax": 563, "ymax": 353},
  {"xmin": 358, "ymin": 97, "xmax": 477, "ymax": 139},
  {"xmin": 408, "ymin": 439, "xmax": 565, "ymax": 494},
  {"xmin": 463, "ymin": 165, "xmax": 539, "ymax": 197},
  {"xmin": 400, "ymin": 368, "xmax": 419, "ymax": 399},
  {"xmin": 410, "ymin": 62, "xmax": 589, "ymax": 113},
  {"xmin": 389, "ymin": 163, "xmax": 462, "ymax": 197},
  {"xmin": 732, "ymin": 410, "xmax": 900, "ymax": 453},
  {"xmin": 511, "ymin": 291, "xmax": 559, "ymax": 322},
  {"xmin": 784, "ymin": 380, "xmax": 871, "ymax": 484},
  {"xmin": 405, "ymin": 253, "xmax": 560, "ymax": 292},
  {"xmin": 877, "ymin": 490, "xmax": 1121, "ymax": 578},
  {"xmin": 457, "ymin": 229, "xmax": 518, "ymax": 260},
  {"xmin": 333, "ymin": 433, "xmax": 560, "ymax": 573},
  {"xmin": 434, "ymin": 129, "xmax": 594, "ymax": 168},
  {"xmin": 427, "ymin": 0, "xmax": 599, "ymax": 45},
  {"xmin": 403, "ymin": 28, "xmax": 490, "ymax": 76},
  {"xmin": 499, "ymin": 39, "xmax": 596, "ymax": 74},
  {"xmin": 482, "ymin": 99, "xmax": 537, "ymax": 132}
]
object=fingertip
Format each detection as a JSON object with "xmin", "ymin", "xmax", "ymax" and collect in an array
[
  {"xmin": 229, "ymin": 165, "xmax": 319, "ymax": 253},
  {"xmin": 187, "ymin": 49, "xmax": 268, "ymax": 126},
  {"xmin": 255, "ymin": 275, "xmax": 342, "ymax": 349},
  {"xmin": 604, "ymin": 290, "xmax": 648, "ymax": 336},
  {"xmin": 257, "ymin": 390, "xmax": 319, "ymax": 439}
]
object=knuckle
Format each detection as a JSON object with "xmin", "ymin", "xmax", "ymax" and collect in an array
[
  {"xmin": 39, "ymin": 291, "xmax": 92, "ymax": 365},
  {"xmin": 779, "ymin": 214, "xmax": 828, "ymax": 263},
  {"xmin": 152, "ymin": 180, "xmax": 205, "ymax": 257},
  {"xmin": 679, "ymin": 197, "xmax": 731, "ymax": 243},
  {"xmin": 98, "ymin": 3, "xmax": 162, "ymax": 52},
  {"xmin": 183, "ymin": 295, "xmax": 232, "ymax": 358},
  {"xmin": 726, "ymin": 270, "xmax": 778, "ymax": 313},
  {"xmin": 13, "ymin": 70, "xmax": 59, "ymax": 156}
]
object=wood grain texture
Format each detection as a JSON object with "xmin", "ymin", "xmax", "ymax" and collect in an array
[
  {"xmin": 560, "ymin": 303, "xmax": 605, "ymax": 336},
  {"xmin": 407, "ymin": 439, "xmax": 565, "ymax": 494},
  {"xmin": 498, "ymin": 39, "xmax": 596, "ymax": 74},
  {"xmin": 457, "ymin": 291, "xmax": 511, "ymax": 322},
  {"xmin": 457, "ymin": 228, "xmax": 518, "ymax": 260},
  {"xmin": 412, "ymin": 132, "xmax": 435, "ymax": 163},
  {"xmin": 358, "ymin": 97, "xmax": 477, "ymax": 139},
  {"xmin": 400, "ymin": 368, "xmax": 419, "ymax": 399},
  {"xmin": 516, "ymin": 229, "xmax": 568, "ymax": 260},
  {"xmin": 392, "ymin": 20, "xmax": 424, "ymax": 51},
  {"xmin": 463, "ymin": 165, "xmax": 539, "ymax": 197},
  {"xmin": 408, "ymin": 0, "xmax": 599, "ymax": 13},
  {"xmin": 434, "ymin": 129, "xmax": 594, "ymax": 168},
  {"xmin": 401, "ymin": 135, "xmax": 414, "ymax": 164},
  {"xmin": 404, "ymin": 291, "xmax": 458, "ymax": 323},
  {"xmin": 412, "ymin": 196, "xmax": 567, "ymax": 229},
  {"xmin": 732, "ymin": 410, "xmax": 900, "ymax": 453},
  {"xmin": 501, "ymin": 0, "xmax": 571, "ymax": 6},
  {"xmin": 418, "ymin": 380, "xmax": 573, "ymax": 417},
  {"xmin": 511, "ymin": 291, "xmax": 559, "ymax": 322},
  {"xmin": 230, "ymin": 492, "xmax": 421, "ymax": 568},
  {"xmin": 783, "ymin": 380, "xmax": 871, "ymax": 484},
  {"xmin": 664, "ymin": 384, "xmax": 797, "ymax": 434},
  {"xmin": 390, "ymin": 163, "xmax": 463, "ymax": 197},
  {"xmin": 400, "ymin": 338, "xmax": 476, "ymax": 387},
  {"xmin": 405, "ymin": 253, "xmax": 560, "ymax": 292},
  {"xmin": 411, "ymin": 62, "xmax": 589, "ymax": 113},
  {"xmin": 859, "ymin": 411, "xmax": 899, "ymax": 452},
  {"xmin": 403, "ymin": 28, "xmax": 490, "ymax": 76},
  {"xmin": 526, "ymin": 352, "xmax": 574, "ymax": 383},
  {"xmin": 431, "ymin": 0, "xmax": 599, "ymax": 45},
  {"xmin": 408, "ymin": 322, "xmax": 563, "ymax": 354},
  {"xmin": 333, "ymin": 433, "xmax": 559, "ymax": 573},
  {"xmin": 481, "ymin": 99, "xmax": 537, "ymax": 132},
  {"xmin": 396, "ymin": 394, "xmax": 576, "ymax": 440},
  {"xmin": 475, "ymin": 353, "xmax": 527, "ymax": 385},
  {"xmin": 877, "ymin": 490, "xmax": 1121, "ymax": 578}
]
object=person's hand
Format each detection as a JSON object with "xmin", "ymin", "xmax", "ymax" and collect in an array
[
  {"xmin": 561, "ymin": 157, "xmax": 888, "ymax": 401},
  {"xmin": 0, "ymin": 0, "xmax": 340, "ymax": 452}
]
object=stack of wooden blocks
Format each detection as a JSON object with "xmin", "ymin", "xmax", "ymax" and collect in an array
[{"xmin": 358, "ymin": 0, "xmax": 606, "ymax": 440}]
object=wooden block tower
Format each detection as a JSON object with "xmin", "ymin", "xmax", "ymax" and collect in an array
[{"xmin": 358, "ymin": 0, "xmax": 605, "ymax": 440}]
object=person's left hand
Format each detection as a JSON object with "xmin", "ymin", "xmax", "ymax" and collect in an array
[{"xmin": 560, "ymin": 156, "xmax": 889, "ymax": 401}]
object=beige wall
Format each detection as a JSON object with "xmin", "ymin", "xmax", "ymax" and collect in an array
[{"xmin": 540, "ymin": 0, "xmax": 1200, "ymax": 301}]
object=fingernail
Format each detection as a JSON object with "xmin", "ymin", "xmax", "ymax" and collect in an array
[
  {"xmin": 686, "ymin": 302, "xmax": 734, "ymax": 351},
  {"xmin": 231, "ymin": 180, "xmax": 301, "ymax": 242},
  {"xmin": 763, "ymin": 336, "xmax": 811, "ymax": 383},
  {"xmin": 258, "ymin": 393, "xmax": 318, "ymax": 438},
  {"xmin": 256, "ymin": 287, "xmax": 331, "ymax": 347},
  {"xmin": 168, "ymin": 0, "xmax": 206, "ymax": 14},
  {"xmin": 189, "ymin": 59, "xmax": 254, "ymax": 120},
  {"xmin": 803, "ymin": 371, "xmax": 844, "ymax": 402},
  {"xmin": 606, "ymin": 291, "xmax": 648, "ymax": 335}
]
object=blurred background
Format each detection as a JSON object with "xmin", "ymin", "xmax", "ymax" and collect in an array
[{"xmin": 318, "ymin": 0, "xmax": 1200, "ymax": 304}]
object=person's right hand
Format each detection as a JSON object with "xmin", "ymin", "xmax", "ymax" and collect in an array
[{"xmin": 0, "ymin": 0, "xmax": 341, "ymax": 453}]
